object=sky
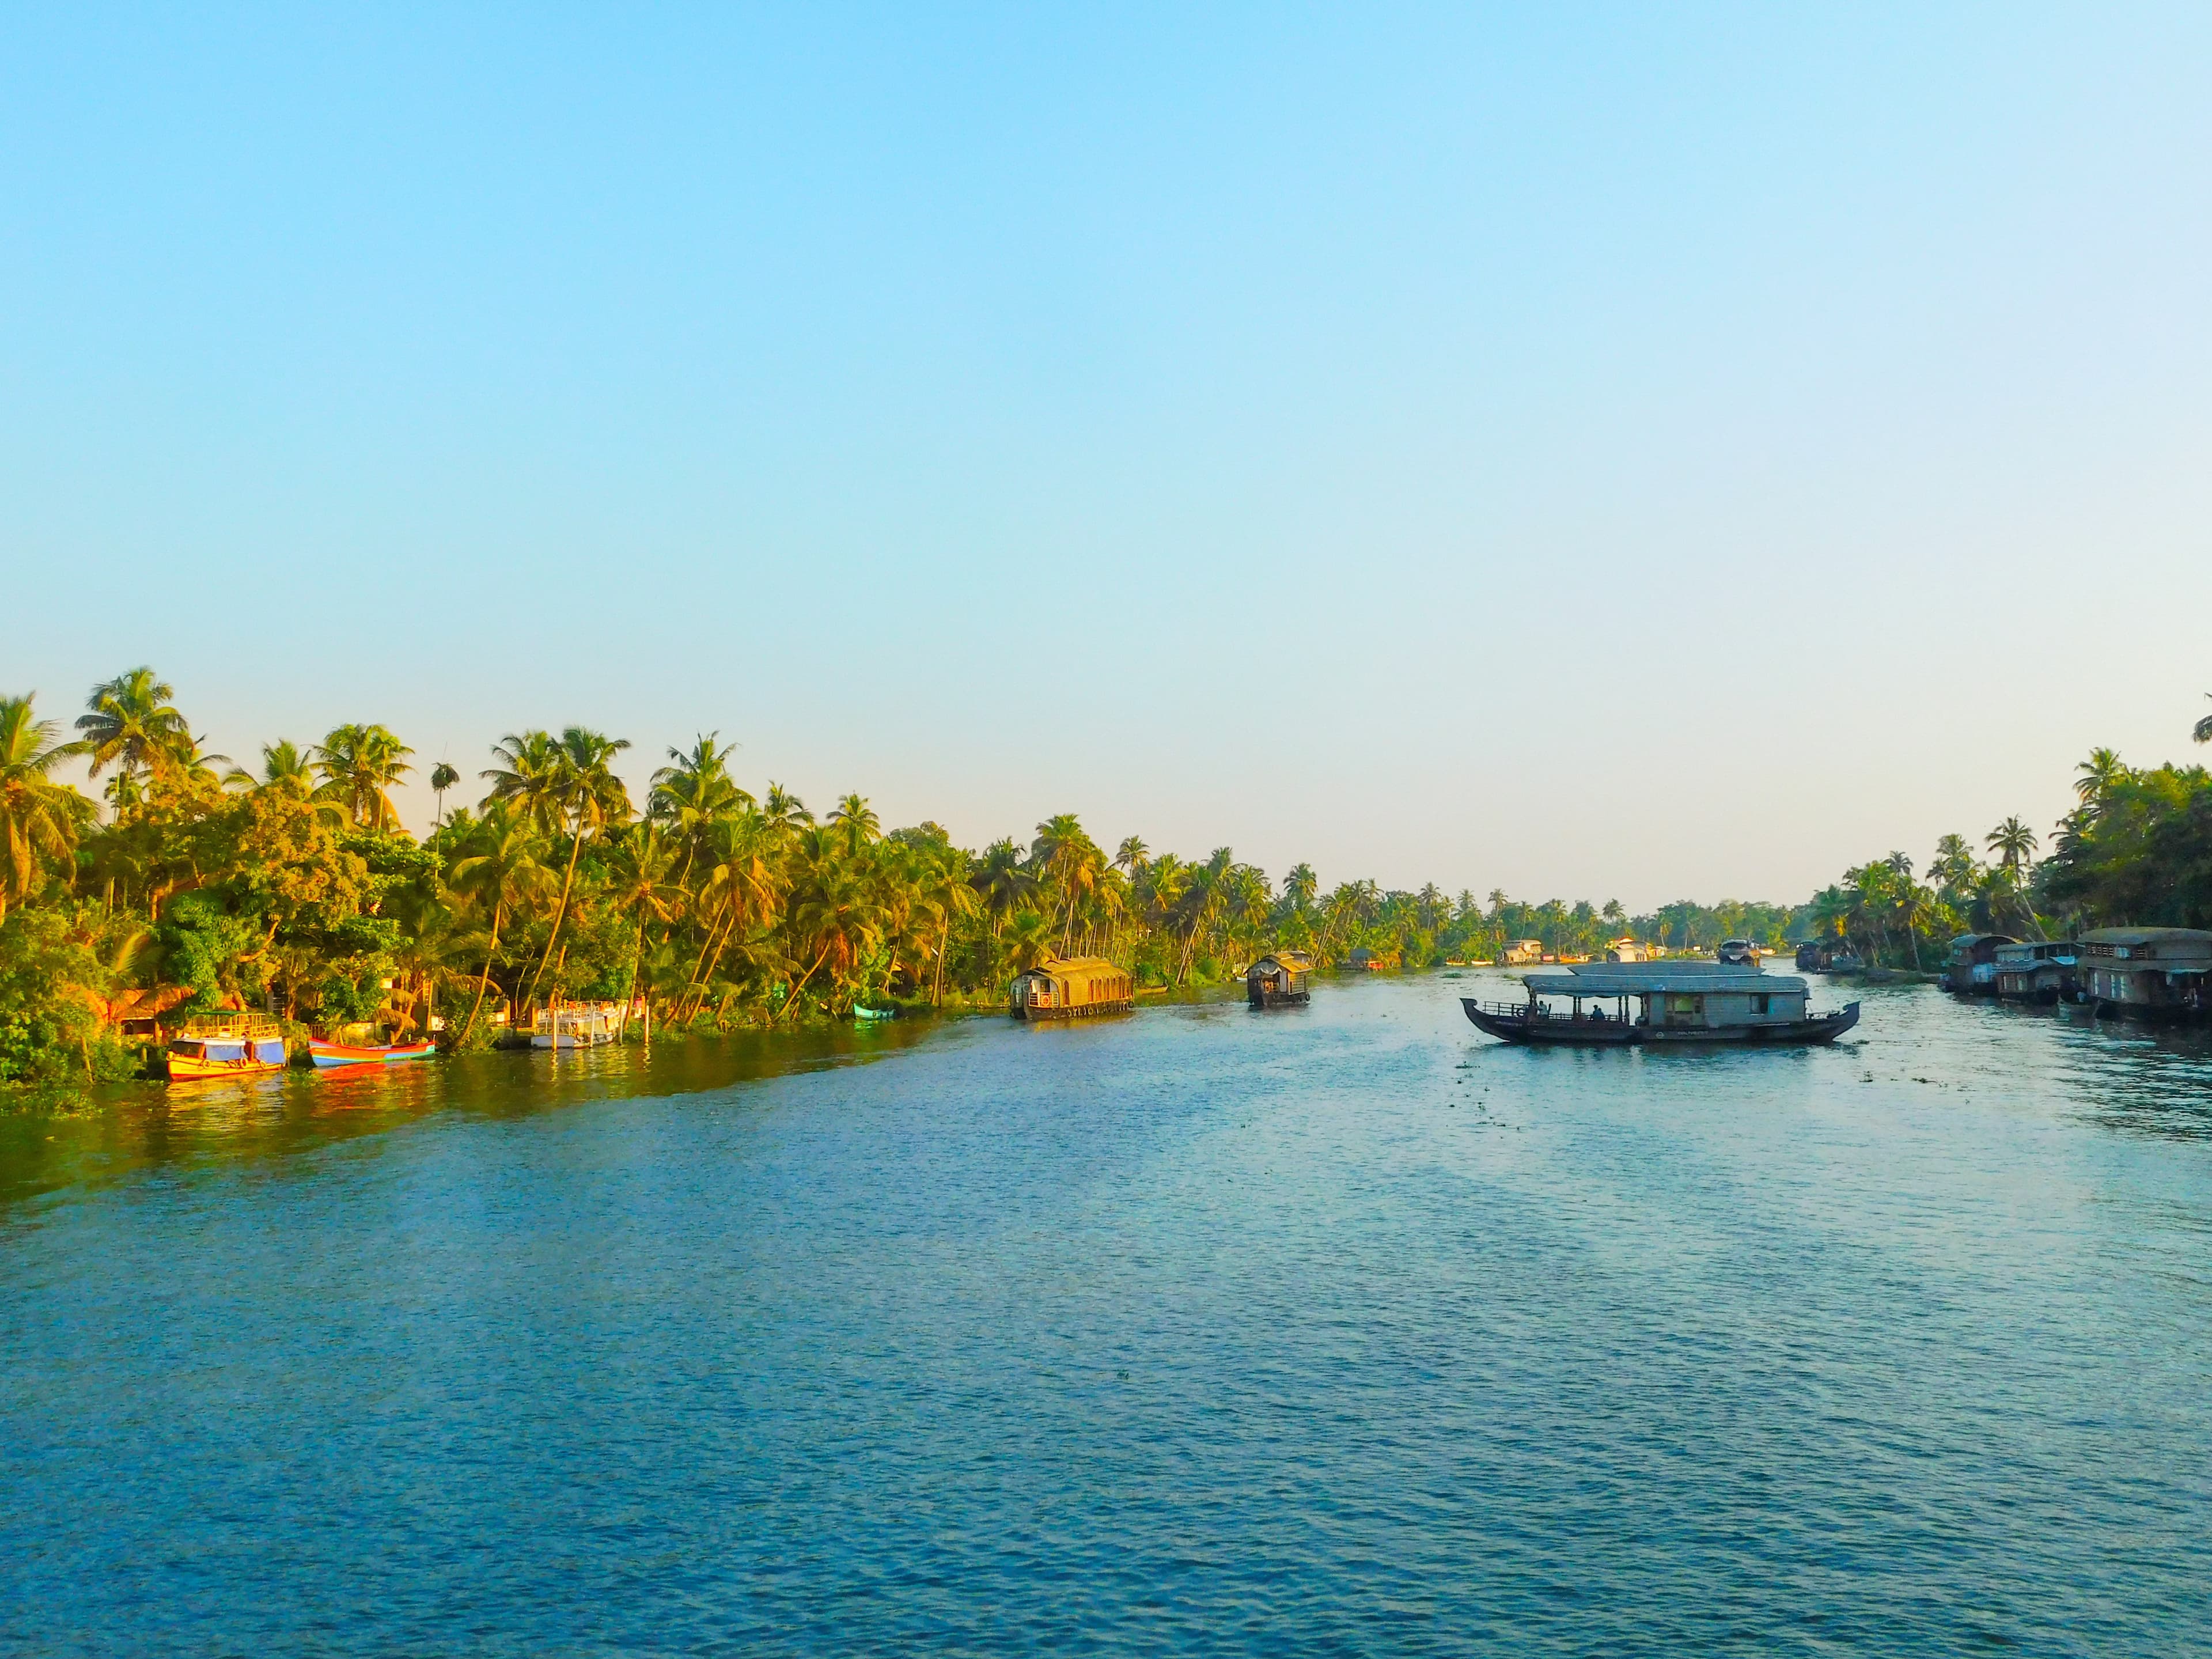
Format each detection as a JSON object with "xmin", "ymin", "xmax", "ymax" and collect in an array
[{"xmin": 5, "ymin": 4, "xmax": 2209, "ymax": 911}]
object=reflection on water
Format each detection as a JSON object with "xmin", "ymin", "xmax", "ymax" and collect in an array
[
  {"xmin": 4, "ymin": 974, "xmax": 2211, "ymax": 1654},
  {"xmin": 0, "ymin": 1014, "xmax": 951, "ymax": 1211}
]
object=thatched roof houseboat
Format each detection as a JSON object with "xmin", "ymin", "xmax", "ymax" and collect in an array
[{"xmin": 1010, "ymin": 957, "xmax": 1135, "ymax": 1021}]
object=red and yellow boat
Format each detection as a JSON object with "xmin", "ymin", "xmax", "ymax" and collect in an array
[
  {"xmin": 308, "ymin": 1037, "xmax": 437, "ymax": 1070},
  {"xmin": 165, "ymin": 1013, "xmax": 289, "ymax": 1081}
]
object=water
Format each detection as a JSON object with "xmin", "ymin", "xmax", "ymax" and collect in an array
[{"xmin": 4, "ymin": 974, "xmax": 2210, "ymax": 1654}]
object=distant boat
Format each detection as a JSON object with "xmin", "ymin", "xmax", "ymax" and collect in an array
[
  {"xmin": 853, "ymin": 1005, "xmax": 897, "ymax": 1021},
  {"xmin": 1463, "ymin": 961, "xmax": 1858, "ymax": 1047},
  {"xmin": 532, "ymin": 1001, "xmax": 628, "ymax": 1048},
  {"xmin": 1716, "ymin": 939, "xmax": 1755, "ymax": 967},
  {"xmin": 166, "ymin": 1012, "xmax": 288, "ymax": 1081},
  {"xmin": 309, "ymin": 1038, "xmax": 437, "ymax": 1069}
]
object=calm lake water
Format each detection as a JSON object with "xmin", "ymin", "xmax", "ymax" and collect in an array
[{"xmin": 4, "ymin": 973, "xmax": 2210, "ymax": 1655}]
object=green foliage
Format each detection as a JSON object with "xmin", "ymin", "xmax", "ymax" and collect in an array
[{"xmin": 0, "ymin": 908, "xmax": 133, "ymax": 1090}]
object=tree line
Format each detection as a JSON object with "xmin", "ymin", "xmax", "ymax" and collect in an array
[
  {"xmin": 1794, "ymin": 698, "xmax": 2212, "ymax": 968},
  {"xmin": 1, "ymin": 668, "xmax": 1794, "ymax": 1091}
]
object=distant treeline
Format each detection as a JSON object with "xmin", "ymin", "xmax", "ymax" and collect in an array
[
  {"xmin": 1793, "ymin": 701, "xmax": 2212, "ymax": 969},
  {"xmin": 0, "ymin": 668, "xmax": 1807, "ymax": 1093}
]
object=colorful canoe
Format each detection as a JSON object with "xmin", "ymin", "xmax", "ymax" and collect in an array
[{"xmin": 309, "ymin": 1039, "xmax": 438, "ymax": 1069}]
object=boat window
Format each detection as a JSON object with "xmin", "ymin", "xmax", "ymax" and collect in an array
[{"xmin": 1752, "ymin": 994, "xmax": 1770, "ymax": 1014}]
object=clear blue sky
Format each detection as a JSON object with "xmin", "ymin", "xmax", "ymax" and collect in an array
[{"xmin": 6, "ymin": 5, "xmax": 2209, "ymax": 908}]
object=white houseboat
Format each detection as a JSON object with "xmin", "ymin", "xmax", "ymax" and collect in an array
[
  {"xmin": 1461, "ymin": 961, "xmax": 1858, "ymax": 1047},
  {"xmin": 532, "ymin": 1000, "xmax": 630, "ymax": 1049}
]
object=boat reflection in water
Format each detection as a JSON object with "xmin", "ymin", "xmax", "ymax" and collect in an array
[{"xmin": 1463, "ymin": 960, "xmax": 1858, "ymax": 1047}]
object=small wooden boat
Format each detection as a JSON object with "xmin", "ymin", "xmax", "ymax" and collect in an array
[
  {"xmin": 852, "ymin": 1005, "xmax": 897, "ymax": 1021},
  {"xmin": 1462, "ymin": 962, "xmax": 1859, "ymax": 1047},
  {"xmin": 166, "ymin": 1013, "xmax": 289, "ymax": 1081},
  {"xmin": 309, "ymin": 1037, "xmax": 438, "ymax": 1069}
]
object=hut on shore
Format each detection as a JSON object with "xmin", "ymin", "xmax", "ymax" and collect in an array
[
  {"xmin": 1502, "ymin": 938, "xmax": 1546, "ymax": 966},
  {"xmin": 1009, "ymin": 957, "xmax": 1135, "ymax": 1021},
  {"xmin": 2077, "ymin": 928, "xmax": 2212, "ymax": 1020},
  {"xmin": 1247, "ymin": 951, "xmax": 1314, "ymax": 1009}
]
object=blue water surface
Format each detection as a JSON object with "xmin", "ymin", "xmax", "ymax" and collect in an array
[{"xmin": 3, "ymin": 973, "xmax": 2209, "ymax": 1654}]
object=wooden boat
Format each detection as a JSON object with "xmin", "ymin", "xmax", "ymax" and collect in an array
[
  {"xmin": 1246, "ymin": 952, "xmax": 1313, "ymax": 1009},
  {"xmin": 1461, "ymin": 962, "xmax": 1858, "ymax": 1047},
  {"xmin": 308, "ymin": 1037, "xmax": 437, "ymax": 1069},
  {"xmin": 165, "ymin": 1012, "xmax": 288, "ymax": 1081},
  {"xmin": 852, "ymin": 1005, "xmax": 897, "ymax": 1021}
]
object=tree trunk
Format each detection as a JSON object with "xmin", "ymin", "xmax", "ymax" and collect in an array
[
  {"xmin": 460, "ymin": 903, "xmax": 505, "ymax": 1046},
  {"xmin": 933, "ymin": 919, "xmax": 949, "ymax": 1007},
  {"xmin": 526, "ymin": 825, "xmax": 586, "ymax": 1010}
]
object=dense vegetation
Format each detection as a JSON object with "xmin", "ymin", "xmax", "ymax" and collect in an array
[
  {"xmin": 1, "ymin": 668, "xmax": 1795, "ymax": 1094},
  {"xmin": 1796, "ymin": 700, "xmax": 2212, "ymax": 969}
]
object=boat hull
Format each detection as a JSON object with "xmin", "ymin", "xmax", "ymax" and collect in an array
[
  {"xmin": 1462, "ymin": 998, "xmax": 1860, "ymax": 1047},
  {"xmin": 166, "ymin": 1052, "xmax": 287, "ymax": 1081},
  {"xmin": 309, "ymin": 1040, "xmax": 437, "ymax": 1069}
]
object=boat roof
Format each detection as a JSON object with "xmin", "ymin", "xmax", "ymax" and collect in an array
[
  {"xmin": 2077, "ymin": 927, "xmax": 2212, "ymax": 945},
  {"xmin": 1525, "ymin": 970, "xmax": 1806, "ymax": 997}
]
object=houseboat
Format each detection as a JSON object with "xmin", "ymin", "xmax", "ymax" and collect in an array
[
  {"xmin": 531, "ymin": 1000, "xmax": 629, "ymax": 1048},
  {"xmin": 1246, "ymin": 951, "xmax": 1313, "ymax": 1009},
  {"xmin": 1461, "ymin": 961, "xmax": 1858, "ymax": 1047},
  {"xmin": 165, "ymin": 1012, "xmax": 289, "ymax": 1081},
  {"xmin": 1942, "ymin": 934, "xmax": 2018, "ymax": 995},
  {"xmin": 1010, "ymin": 957, "xmax": 1135, "ymax": 1021},
  {"xmin": 2077, "ymin": 928, "xmax": 2212, "ymax": 1021},
  {"xmin": 1992, "ymin": 940, "xmax": 2078, "ymax": 1005},
  {"xmin": 1716, "ymin": 938, "xmax": 1755, "ymax": 966}
]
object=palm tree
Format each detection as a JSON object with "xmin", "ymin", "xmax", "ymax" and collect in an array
[
  {"xmin": 2075, "ymin": 747, "xmax": 2128, "ymax": 804},
  {"xmin": 919, "ymin": 847, "xmax": 982, "ymax": 1007},
  {"xmin": 603, "ymin": 824, "xmax": 681, "ymax": 1022},
  {"xmin": 75, "ymin": 667, "xmax": 193, "ymax": 785},
  {"xmin": 1283, "ymin": 862, "xmax": 1319, "ymax": 911},
  {"xmin": 0, "ymin": 694, "xmax": 88, "ymax": 922},
  {"xmin": 2195, "ymin": 695, "xmax": 2212, "ymax": 746},
  {"xmin": 828, "ymin": 793, "xmax": 882, "ymax": 857},
  {"xmin": 522, "ymin": 726, "xmax": 633, "ymax": 1007},
  {"xmin": 448, "ymin": 807, "xmax": 556, "ymax": 1043},
  {"xmin": 311, "ymin": 724, "xmax": 414, "ymax": 829},
  {"xmin": 1032, "ymin": 813, "xmax": 1102, "ymax": 954},
  {"xmin": 1113, "ymin": 835, "xmax": 1149, "ymax": 877},
  {"xmin": 1986, "ymin": 817, "xmax": 2039, "ymax": 882},
  {"xmin": 429, "ymin": 761, "xmax": 460, "ymax": 825}
]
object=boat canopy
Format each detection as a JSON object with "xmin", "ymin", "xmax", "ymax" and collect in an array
[{"xmin": 1522, "ymin": 969, "xmax": 1807, "ymax": 998}]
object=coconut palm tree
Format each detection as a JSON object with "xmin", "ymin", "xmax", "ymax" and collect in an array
[
  {"xmin": 0, "ymin": 694, "xmax": 89, "ymax": 922},
  {"xmin": 448, "ymin": 806, "xmax": 557, "ymax": 1044},
  {"xmin": 522, "ymin": 726, "xmax": 633, "ymax": 1007},
  {"xmin": 2075, "ymin": 747, "xmax": 2128, "ymax": 804},
  {"xmin": 1283, "ymin": 862, "xmax": 1319, "ymax": 911},
  {"xmin": 603, "ymin": 824, "xmax": 681, "ymax": 1021},
  {"xmin": 429, "ymin": 761, "xmax": 460, "ymax": 825},
  {"xmin": 919, "ymin": 847, "xmax": 982, "ymax": 1006},
  {"xmin": 1986, "ymin": 817, "xmax": 2039, "ymax": 882},
  {"xmin": 828, "ymin": 793, "xmax": 881, "ymax": 857},
  {"xmin": 1031, "ymin": 813, "xmax": 1102, "ymax": 953},
  {"xmin": 2194, "ymin": 694, "xmax": 2212, "ymax": 746},
  {"xmin": 311, "ymin": 724, "xmax": 415, "ymax": 830},
  {"xmin": 75, "ymin": 667, "xmax": 193, "ymax": 786}
]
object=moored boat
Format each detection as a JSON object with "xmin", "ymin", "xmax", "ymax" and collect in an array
[
  {"xmin": 1461, "ymin": 961, "xmax": 1858, "ymax": 1047},
  {"xmin": 166, "ymin": 1012, "xmax": 289, "ymax": 1081},
  {"xmin": 309, "ymin": 1037, "xmax": 438, "ymax": 1069},
  {"xmin": 532, "ymin": 1001, "xmax": 629, "ymax": 1048}
]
